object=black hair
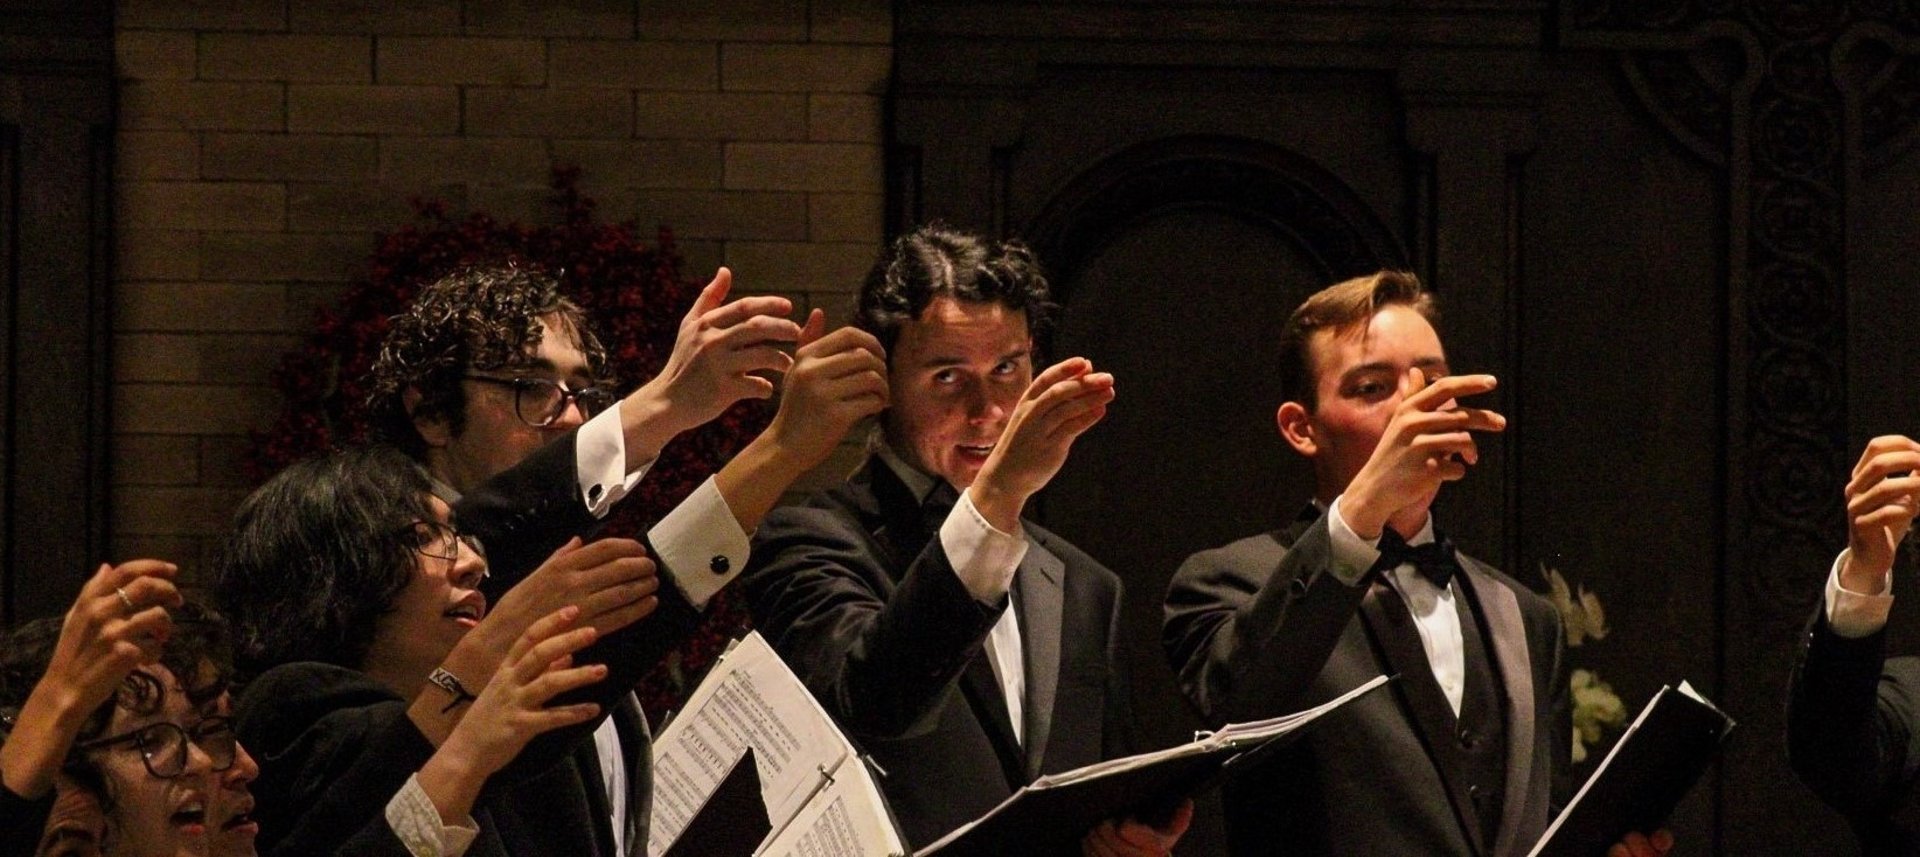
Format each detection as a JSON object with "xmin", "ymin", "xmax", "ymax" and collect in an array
[
  {"xmin": 212, "ymin": 445, "xmax": 435, "ymax": 681},
  {"xmin": 853, "ymin": 223, "xmax": 1058, "ymax": 361}
]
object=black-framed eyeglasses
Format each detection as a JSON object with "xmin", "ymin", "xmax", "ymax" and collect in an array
[
  {"xmin": 77, "ymin": 717, "xmax": 237, "ymax": 780},
  {"xmin": 463, "ymin": 375, "xmax": 617, "ymax": 427},
  {"xmin": 400, "ymin": 519, "xmax": 488, "ymax": 569}
]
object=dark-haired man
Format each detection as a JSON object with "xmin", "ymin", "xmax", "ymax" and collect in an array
[
  {"xmin": 1163, "ymin": 271, "xmax": 1669, "ymax": 857},
  {"xmin": 741, "ymin": 224, "xmax": 1189, "ymax": 856}
]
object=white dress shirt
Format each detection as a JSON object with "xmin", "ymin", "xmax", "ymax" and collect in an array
[
  {"xmin": 1325, "ymin": 496, "xmax": 1468, "ymax": 716},
  {"xmin": 1824, "ymin": 549, "xmax": 1896, "ymax": 638},
  {"xmin": 385, "ymin": 773, "xmax": 479, "ymax": 857},
  {"xmin": 876, "ymin": 446, "xmax": 1030, "ymax": 745}
]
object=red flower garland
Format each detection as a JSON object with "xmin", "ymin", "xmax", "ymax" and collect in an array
[{"xmin": 246, "ymin": 167, "xmax": 766, "ymax": 716}]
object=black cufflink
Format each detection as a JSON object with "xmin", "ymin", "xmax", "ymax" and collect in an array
[
  {"xmin": 588, "ymin": 484, "xmax": 604, "ymax": 502},
  {"xmin": 710, "ymin": 555, "xmax": 730, "ymax": 574}
]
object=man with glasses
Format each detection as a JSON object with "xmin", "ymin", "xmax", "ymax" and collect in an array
[{"xmin": 355, "ymin": 264, "xmax": 886, "ymax": 855}]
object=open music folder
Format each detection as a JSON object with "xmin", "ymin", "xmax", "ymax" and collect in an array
[
  {"xmin": 648, "ymin": 632, "xmax": 908, "ymax": 857},
  {"xmin": 1526, "ymin": 681, "xmax": 1735, "ymax": 857},
  {"xmin": 914, "ymin": 674, "xmax": 1392, "ymax": 857}
]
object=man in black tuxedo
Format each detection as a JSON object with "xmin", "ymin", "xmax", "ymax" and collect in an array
[
  {"xmin": 741, "ymin": 224, "xmax": 1190, "ymax": 855},
  {"xmin": 1788, "ymin": 434, "xmax": 1920, "ymax": 852},
  {"xmin": 1163, "ymin": 270, "xmax": 1669, "ymax": 857}
]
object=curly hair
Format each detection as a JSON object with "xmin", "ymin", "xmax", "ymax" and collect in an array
[
  {"xmin": 0, "ymin": 598, "xmax": 232, "ymax": 820},
  {"xmin": 853, "ymin": 223, "xmax": 1058, "ymax": 360},
  {"xmin": 366, "ymin": 265, "xmax": 612, "ymax": 459},
  {"xmin": 1277, "ymin": 269, "xmax": 1438, "ymax": 409},
  {"xmin": 212, "ymin": 445, "xmax": 436, "ymax": 681}
]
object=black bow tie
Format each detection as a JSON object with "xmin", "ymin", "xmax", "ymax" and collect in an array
[{"xmin": 1375, "ymin": 527, "xmax": 1461, "ymax": 589}]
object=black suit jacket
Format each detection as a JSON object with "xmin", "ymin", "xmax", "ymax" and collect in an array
[
  {"xmin": 740, "ymin": 458, "xmax": 1131, "ymax": 850},
  {"xmin": 241, "ymin": 433, "xmax": 691, "ymax": 856},
  {"xmin": 1787, "ymin": 607, "xmax": 1920, "ymax": 854},
  {"xmin": 239, "ymin": 662, "xmax": 649, "ymax": 857},
  {"xmin": 1163, "ymin": 509, "xmax": 1568, "ymax": 857}
]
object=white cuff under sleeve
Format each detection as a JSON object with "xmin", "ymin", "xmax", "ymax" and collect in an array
[
  {"xmin": 650, "ymin": 476, "xmax": 750, "ymax": 609},
  {"xmin": 1826, "ymin": 549, "xmax": 1895, "ymax": 639},
  {"xmin": 385, "ymin": 773, "xmax": 479, "ymax": 857},
  {"xmin": 940, "ymin": 488, "xmax": 1029, "ymax": 603},
  {"xmin": 575, "ymin": 406, "xmax": 652, "ymax": 518},
  {"xmin": 1325, "ymin": 496, "xmax": 1384, "ymax": 587}
]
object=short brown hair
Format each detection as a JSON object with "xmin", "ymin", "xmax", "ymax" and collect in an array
[{"xmin": 1277, "ymin": 270, "xmax": 1437, "ymax": 409}]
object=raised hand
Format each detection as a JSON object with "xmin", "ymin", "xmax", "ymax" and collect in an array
[
  {"xmin": 1340, "ymin": 367, "xmax": 1505, "ymax": 539},
  {"xmin": 416, "ymin": 606, "xmax": 607, "ymax": 825},
  {"xmin": 479, "ymin": 537, "xmax": 658, "ymax": 653},
  {"xmin": 1841, "ymin": 435, "xmax": 1920, "ymax": 593},
  {"xmin": 763, "ymin": 309, "xmax": 890, "ymax": 472},
  {"xmin": 969, "ymin": 357, "xmax": 1116, "ymax": 533},
  {"xmin": 626, "ymin": 267, "xmax": 802, "ymax": 454},
  {"xmin": 0, "ymin": 559, "xmax": 182, "ymax": 799}
]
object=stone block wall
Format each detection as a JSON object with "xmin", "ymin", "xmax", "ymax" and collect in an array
[{"xmin": 111, "ymin": 0, "xmax": 891, "ymax": 569}]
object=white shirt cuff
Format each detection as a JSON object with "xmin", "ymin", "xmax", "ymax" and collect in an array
[
  {"xmin": 385, "ymin": 773, "xmax": 479, "ymax": 857},
  {"xmin": 1325, "ymin": 496, "xmax": 1384, "ymax": 587},
  {"xmin": 1826, "ymin": 549, "xmax": 1894, "ymax": 639},
  {"xmin": 650, "ymin": 476, "xmax": 750, "ymax": 609},
  {"xmin": 576, "ymin": 406, "xmax": 652, "ymax": 518},
  {"xmin": 940, "ymin": 489, "xmax": 1029, "ymax": 603}
]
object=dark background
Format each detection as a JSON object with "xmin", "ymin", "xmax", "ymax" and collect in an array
[{"xmin": 7, "ymin": 1, "xmax": 1920, "ymax": 853}]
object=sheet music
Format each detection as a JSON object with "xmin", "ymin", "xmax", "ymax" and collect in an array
[
  {"xmin": 1030, "ymin": 674, "xmax": 1390, "ymax": 789},
  {"xmin": 756, "ymin": 757, "xmax": 906, "ymax": 857},
  {"xmin": 649, "ymin": 634, "xmax": 856, "ymax": 856}
]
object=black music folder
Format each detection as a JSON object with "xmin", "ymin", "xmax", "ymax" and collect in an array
[
  {"xmin": 915, "ymin": 674, "xmax": 1390, "ymax": 857},
  {"xmin": 1527, "ymin": 682, "xmax": 1735, "ymax": 857}
]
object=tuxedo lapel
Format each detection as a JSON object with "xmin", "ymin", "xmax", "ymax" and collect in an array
[
  {"xmin": 957, "ymin": 650, "xmax": 1026, "ymax": 786},
  {"xmin": 864, "ymin": 461, "xmax": 933, "ymax": 583},
  {"xmin": 1459, "ymin": 564, "xmax": 1545, "ymax": 857},
  {"xmin": 1358, "ymin": 582, "xmax": 1487, "ymax": 857},
  {"xmin": 1014, "ymin": 542, "xmax": 1064, "ymax": 780}
]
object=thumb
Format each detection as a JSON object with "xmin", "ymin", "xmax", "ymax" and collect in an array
[
  {"xmin": 798, "ymin": 308, "xmax": 827, "ymax": 349},
  {"xmin": 693, "ymin": 267, "xmax": 732, "ymax": 316},
  {"xmin": 1401, "ymin": 365, "xmax": 1426, "ymax": 400}
]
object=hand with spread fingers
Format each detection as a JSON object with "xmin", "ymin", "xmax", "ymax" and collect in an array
[
  {"xmin": 0, "ymin": 559, "xmax": 184, "ymax": 801},
  {"xmin": 1339, "ymin": 366, "xmax": 1506, "ymax": 540},
  {"xmin": 442, "ymin": 537, "xmax": 657, "ymax": 699},
  {"xmin": 416, "ymin": 605, "xmax": 609, "ymax": 826},
  {"xmin": 623, "ymin": 267, "xmax": 803, "ymax": 460},
  {"xmin": 1079, "ymin": 800, "xmax": 1194, "ymax": 857},
  {"xmin": 968, "ymin": 356, "xmax": 1117, "ymax": 533},
  {"xmin": 1840, "ymin": 434, "xmax": 1920, "ymax": 595}
]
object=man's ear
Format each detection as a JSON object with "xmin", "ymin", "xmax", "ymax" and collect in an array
[
  {"xmin": 1276, "ymin": 401, "xmax": 1317, "ymax": 457},
  {"xmin": 405, "ymin": 387, "xmax": 451, "ymax": 449}
]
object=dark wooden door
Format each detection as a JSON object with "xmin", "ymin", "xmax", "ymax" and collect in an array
[{"xmin": 0, "ymin": 0, "xmax": 115, "ymax": 625}]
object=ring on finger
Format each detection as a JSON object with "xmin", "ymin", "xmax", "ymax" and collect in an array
[{"xmin": 114, "ymin": 586, "xmax": 136, "ymax": 614}]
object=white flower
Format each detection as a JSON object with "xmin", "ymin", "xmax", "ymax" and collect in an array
[
  {"xmin": 1569, "ymin": 668, "xmax": 1628, "ymax": 765},
  {"xmin": 1544, "ymin": 564, "xmax": 1609, "ymax": 648}
]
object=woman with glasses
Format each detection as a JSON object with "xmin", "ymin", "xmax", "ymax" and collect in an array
[{"xmin": 213, "ymin": 445, "xmax": 661, "ymax": 857}]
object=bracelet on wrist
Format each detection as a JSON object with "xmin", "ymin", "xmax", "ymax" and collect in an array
[{"xmin": 426, "ymin": 667, "xmax": 478, "ymax": 714}]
